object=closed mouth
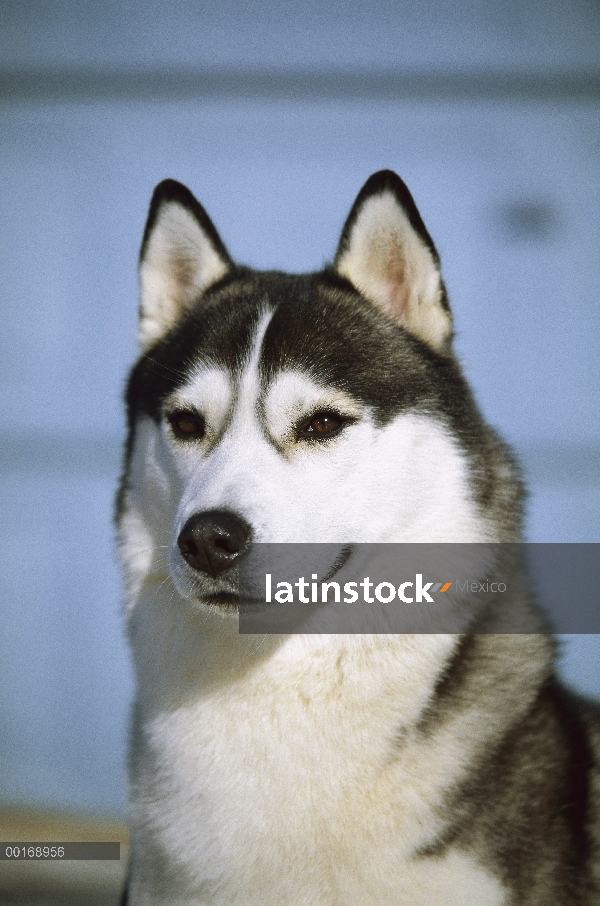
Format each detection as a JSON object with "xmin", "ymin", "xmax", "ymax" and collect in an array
[{"xmin": 199, "ymin": 591, "xmax": 240, "ymax": 611}]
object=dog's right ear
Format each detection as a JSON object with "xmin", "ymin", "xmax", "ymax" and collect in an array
[{"xmin": 138, "ymin": 180, "xmax": 233, "ymax": 351}]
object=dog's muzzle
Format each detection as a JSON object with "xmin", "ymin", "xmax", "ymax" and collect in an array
[{"xmin": 177, "ymin": 510, "xmax": 251, "ymax": 578}]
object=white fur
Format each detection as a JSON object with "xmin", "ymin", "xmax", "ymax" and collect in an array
[
  {"xmin": 126, "ymin": 614, "xmax": 507, "ymax": 905},
  {"xmin": 335, "ymin": 192, "xmax": 452, "ymax": 352},
  {"xmin": 119, "ymin": 321, "xmax": 507, "ymax": 902}
]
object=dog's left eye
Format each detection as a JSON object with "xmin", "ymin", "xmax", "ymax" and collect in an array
[
  {"xmin": 298, "ymin": 411, "xmax": 346, "ymax": 440},
  {"xmin": 167, "ymin": 411, "xmax": 205, "ymax": 440}
]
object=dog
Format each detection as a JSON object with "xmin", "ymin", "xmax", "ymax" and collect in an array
[{"xmin": 117, "ymin": 171, "xmax": 600, "ymax": 904}]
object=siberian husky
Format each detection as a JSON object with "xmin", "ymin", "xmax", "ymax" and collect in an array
[{"xmin": 117, "ymin": 171, "xmax": 600, "ymax": 904}]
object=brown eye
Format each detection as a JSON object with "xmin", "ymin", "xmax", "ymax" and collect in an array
[
  {"xmin": 300, "ymin": 411, "xmax": 345, "ymax": 440},
  {"xmin": 168, "ymin": 411, "xmax": 205, "ymax": 440}
]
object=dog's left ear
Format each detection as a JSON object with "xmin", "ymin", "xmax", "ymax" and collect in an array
[
  {"xmin": 334, "ymin": 170, "xmax": 452, "ymax": 353},
  {"xmin": 138, "ymin": 180, "xmax": 233, "ymax": 351}
]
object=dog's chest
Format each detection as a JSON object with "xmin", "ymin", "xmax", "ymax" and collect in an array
[{"xmin": 130, "ymin": 634, "xmax": 506, "ymax": 905}]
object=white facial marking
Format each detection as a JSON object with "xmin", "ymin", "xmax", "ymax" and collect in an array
[
  {"xmin": 263, "ymin": 370, "xmax": 363, "ymax": 448},
  {"xmin": 120, "ymin": 342, "xmax": 494, "ymax": 621},
  {"xmin": 234, "ymin": 308, "xmax": 273, "ymax": 423},
  {"xmin": 166, "ymin": 367, "xmax": 232, "ymax": 447},
  {"xmin": 154, "ymin": 352, "xmax": 491, "ymax": 548}
]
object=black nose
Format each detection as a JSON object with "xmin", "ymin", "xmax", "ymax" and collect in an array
[{"xmin": 177, "ymin": 510, "xmax": 251, "ymax": 577}]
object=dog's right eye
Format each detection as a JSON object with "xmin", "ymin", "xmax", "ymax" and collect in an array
[{"xmin": 167, "ymin": 411, "xmax": 205, "ymax": 440}]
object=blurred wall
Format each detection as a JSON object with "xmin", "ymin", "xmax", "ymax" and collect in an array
[{"xmin": 0, "ymin": 0, "xmax": 599, "ymax": 816}]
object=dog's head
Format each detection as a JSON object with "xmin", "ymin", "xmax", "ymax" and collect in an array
[{"xmin": 117, "ymin": 172, "xmax": 517, "ymax": 612}]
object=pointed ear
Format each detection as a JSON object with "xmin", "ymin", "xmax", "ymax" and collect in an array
[
  {"xmin": 138, "ymin": 180, "xmax": 233, "ymax": 351},
  {"xmin": 334, "ymin": 171, "xmax": 452, "ymax": 353}
]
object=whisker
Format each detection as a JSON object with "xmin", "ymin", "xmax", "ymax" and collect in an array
[
  {"xmin": 144, "ymin": 355, "xmax": 189, "ymax": 380},
  {"xmin": 149, "ymin": 574, "xmax": 174, "ymax": 606},
  {"xmin": 166, "ymin": 584, "xmax": 179, "ymax": 611},
  {"xmin": 250, "ymin": 634, "xmax": 268, "ymax": 656}
]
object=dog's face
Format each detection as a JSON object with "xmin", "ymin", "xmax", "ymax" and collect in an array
[{"xmin": 118, "ymin": 172, "xmax": 502, "ymax": 612}]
